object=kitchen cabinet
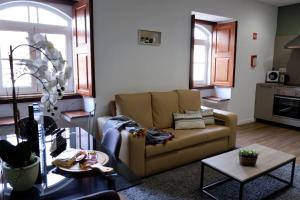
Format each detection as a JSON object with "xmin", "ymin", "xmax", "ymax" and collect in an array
[
  {"xmin": 255, "ymin": 83, "xmax": 275, "ymax": 121},
  {"xmin": 255, "ymin": 83, "xmax": 300, "ymax": 128}
]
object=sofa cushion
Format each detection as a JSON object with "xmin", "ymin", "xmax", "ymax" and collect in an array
[
  {"xmin": 173, "ymin": 112, "xmax": 205, "ymax": 129},
  {"xmin": 151, "ymin": 91, "xmax": 179, "ymax": 128},
  {"xmin": 186, "ymin": 108, "xmax": 215, "ymax": 125},
  {"xmin": 177, "ymin": 90, "xmax": 201, "ymax": 113},
  {"xmin": 146, "ymin": 125, "xmax": 230, "ymax": 157},
  {"xmin": 115, "ymin": 93, "xmax": 153, "ymax": 128}
]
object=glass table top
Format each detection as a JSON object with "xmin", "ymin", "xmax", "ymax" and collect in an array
[{"xmin": 0, "ymin": 127, "xmax": 141, "ymax": 200}]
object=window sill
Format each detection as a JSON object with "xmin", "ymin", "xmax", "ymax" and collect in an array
[
  {"xmin": 62, "ymin": 110, "xmax": 92, "ymax": 122},
  {"xmin": 0, "ymin": 117, "xmax": 14, "ymax": 127},
  {"xmin": 202, "ymin": 96, "xmax": 230, "ymax": 102},
  {"xmin": 0, "ymin": 93, "xmax": 82, "ymax": 104},
  {"xmin": 191, "ymin": 85, "xmax": 215, "ymax": 90}
]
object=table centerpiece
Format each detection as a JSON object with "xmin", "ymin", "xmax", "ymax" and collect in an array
[{"xmin": 0, "ymin": 33, "xmax": 71, "ymax": 191}]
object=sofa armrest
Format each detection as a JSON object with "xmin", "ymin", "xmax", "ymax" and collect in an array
[
  {"xmin": 119, "ymin": 129, "xmax": 146, "ymax": 177},
  {"xmin": 201, "ymin": 106, "xmax": 237, "ymax": 149},
  {"xmin": 97, "ymin": 117, "xmax": 146, "ymax": 177},
  {"xmin": 213, "ymin": 109, "xmax": 237, "ymax": 149}
]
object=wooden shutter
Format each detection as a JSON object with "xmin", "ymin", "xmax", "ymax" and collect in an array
[
  {"xmin": 73, "ymin": 0, "xmax": 95, "ymax": 97},
  {"xmin": 189, "ymin": 15, "xmax": 196, "ymax": 89},
  {"xmin": 211, "ymin": 22, "xmax": 237, "ymax": 87}
]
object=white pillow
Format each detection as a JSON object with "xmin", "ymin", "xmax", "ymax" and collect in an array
[
  {"xmin": 185, "ymin": 109, "xmax": 215, "ymax": 125},
  {"xmin": 173, "ymin": 112, "xmax": 205, "ymax": 130}
]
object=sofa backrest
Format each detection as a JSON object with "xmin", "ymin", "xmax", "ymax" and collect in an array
[
  {"xmin": 115, "ymin": 90, "xmax": 201, "ymax": 129},
  {"xmin": 177, "ymin": 90, "xmax": 201, "ymax": 113},
  {"xmin": 115, "ymin": 92, "xmax": 154, "ymax": 128},
  {"xmin": 151, "ymin": 91, "xmax": 179, "ymax": 128}
]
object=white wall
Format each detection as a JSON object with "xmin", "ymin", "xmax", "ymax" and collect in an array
[{"xmin": 93, "ymin": 0, "xmax": 277, "ymax": 124}]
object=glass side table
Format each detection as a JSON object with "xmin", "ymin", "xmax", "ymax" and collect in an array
[{"xmin": 0, "ymin": 127, "xmax": 141, "ymax": 200}]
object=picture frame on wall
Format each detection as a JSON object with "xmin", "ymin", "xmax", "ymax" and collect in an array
[{"xmin": 138, "ymin": 30, "xmax": 161, "ymax": 46}]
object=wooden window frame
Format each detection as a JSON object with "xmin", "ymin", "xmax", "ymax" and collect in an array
[
  {"xmin": 34, "ymin": 0, "xmax": 77, "ymax": 5},
  {"xmin": 189, "ymin": 16, "xmax": 216, "ymax": 89},
  {"xmin": 0, "ymin": 0, "xmax": 97, "ymax": 99},
  {"xmin": 189, "ymin": 15, "xmax": 237, "ymax": 89},
  {"xmin": 0, "ymin": 93, "xmax": 81, "ymax": 104},
  {"xmin": 0, "ymin": 1, "xmax": 74, "ymax": 96}
]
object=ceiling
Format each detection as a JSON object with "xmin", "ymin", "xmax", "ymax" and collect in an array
[{"xmin": 255, "ymin": 0, "xmax": 300, "ymax": 6}]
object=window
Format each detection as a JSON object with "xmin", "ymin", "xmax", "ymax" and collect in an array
[
  {"xmin": 190, "ymin": 15, "xmax": 237, "ymax": 88},
  {"xmin": 193, "ymin": 24, "xmax": 212, "ymax": 86},
  {"xmin": 0, "ymin": 1, "xmax": 73, "ymax": 96}
]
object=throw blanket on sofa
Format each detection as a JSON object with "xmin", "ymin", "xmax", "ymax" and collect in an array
[{"xmin": 103, "ymin": 115, "xmax": 174, "ymax": 145}]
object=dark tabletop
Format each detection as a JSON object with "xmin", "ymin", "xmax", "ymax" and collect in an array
[{"xmin": 0, "ymin": 127, "xmax": 141, "ymax": 200}]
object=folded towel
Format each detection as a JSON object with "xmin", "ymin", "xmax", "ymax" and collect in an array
[{"xmin": 52, "ymin": 148, "xmax": 81, "ymax": 168}]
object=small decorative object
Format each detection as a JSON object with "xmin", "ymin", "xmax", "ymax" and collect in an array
[
  {"xmin": 266, "ymin": 70, "xmax": 279, "ymax": 82},
  {"xmin": 279, "ymin": 73, "xmax": 289, "ymax": 84},
  {"xmin": 251, "ymin": 55, "xmax": 257, "ymax": 68},
  {"xmin": 138, "ymin": 30, "xmax": 161, "ymax": 46},
  {"xmin": 253, "ymin": 32, "xmax": 257, "ymax": 40},
  {"xmin": 26, "ymin": 105, "xmax": 39, "ymax": 156},
  {"xmin": 239, "ymin": 149, "xmax": 258, "ymax": 166},
  {"xmin": 0, "ymin": 33, "xmax": 71, "ymax": 191},
  {"xmin": 49, "ymin": 128, "xmax": 67, "ymax": 157}
]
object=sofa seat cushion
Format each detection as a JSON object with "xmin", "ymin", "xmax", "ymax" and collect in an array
[
  {"xmin": 115, "ymin": 92, "xmax": 153, "ymax": 128},
  {"xmin": 145, "ymin": 125, "xmax": 230, "ymax": 158}
]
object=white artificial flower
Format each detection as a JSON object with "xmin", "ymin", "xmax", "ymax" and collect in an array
[
  {"xmin": 33, "ymin": 34, "xmax": 46, "ymax": 44},
  {"xmin": 45, "ymin": 48, "xmax": 60, "ymax": 60},
  {"xmin": 46, "ymin": 41, "xmax": 54, "ymax": 50},
  {"xmin": 58, "ymin": 78, "xmax": 66, "ymax": 87},
  {"xmin": 64, "ymin": 66, "xmax": 72, "ymax": 80},
  {"xmin": 43, "ymin": 71, "xmax": 52, "ymax": 82},
  {"xmin": 41, "ymin": 93, "xmax": 49, "ymax": 104},
  {"xmin": 35, "ymin": 41, "xmax": 47, "ymax": 49},
  {"xmin": 18, "ymin": 33, "xmax": 73, "ymax": 115},
  {"xmin": 39, "ymin": 64, "xmax": 48, "ymax": 72},
  {"xmin": 49, "ymin": 94, "xmax": 58, "ymax": 105},
  {"xmin": 45, "ymin": 80, "xmax": 57, "ymax": 89},
  {"xmin": 54, "ymin": 60, "xmax": 64, "ymax": 71},
  {"xmin": 18, "ymin": 59, "xmax": 37, "ymax": 71}
]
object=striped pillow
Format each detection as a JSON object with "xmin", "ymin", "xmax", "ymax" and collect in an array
[
  {"xmin": 173, "ymin": 113, "xmax": 205, "ymax": 130},
  {"xmin": 185, "ymin": 109, "xmax": 215, "ymax": 125}
]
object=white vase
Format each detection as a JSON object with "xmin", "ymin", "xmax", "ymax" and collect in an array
[{"xmin": 2, "ymin": 156, "xmax": 40, "ymax": 191}]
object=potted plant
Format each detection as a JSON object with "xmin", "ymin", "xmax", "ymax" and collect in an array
[
  {"xmin": 0, "ymin": 33, "xmax": 71, "ymax": 191},
  {"xmin": 239, "ymin": 149, "xmax": 259, "ymax": 166}
]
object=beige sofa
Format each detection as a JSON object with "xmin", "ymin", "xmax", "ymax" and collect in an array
[{"xmin": 97, "ymin": 90, "xmax": 237, "ymax": 177}]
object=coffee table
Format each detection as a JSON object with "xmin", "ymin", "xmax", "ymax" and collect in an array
[
  {"xmin": 200, "ymin": 144, "xmax": 296, "ymax": 200},
  {"xmin": 0, "ymin": 127, "xmax": 142, "ymax": 200}
]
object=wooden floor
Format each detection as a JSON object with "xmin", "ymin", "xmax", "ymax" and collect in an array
[{"xmin": 237, "ymin": 122, "xmax": 300, "ymax": 165}]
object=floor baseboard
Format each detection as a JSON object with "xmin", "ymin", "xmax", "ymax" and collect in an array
[{"xmin": 238, "ymin": 118, "xmax": 255, "ymax": 126}]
